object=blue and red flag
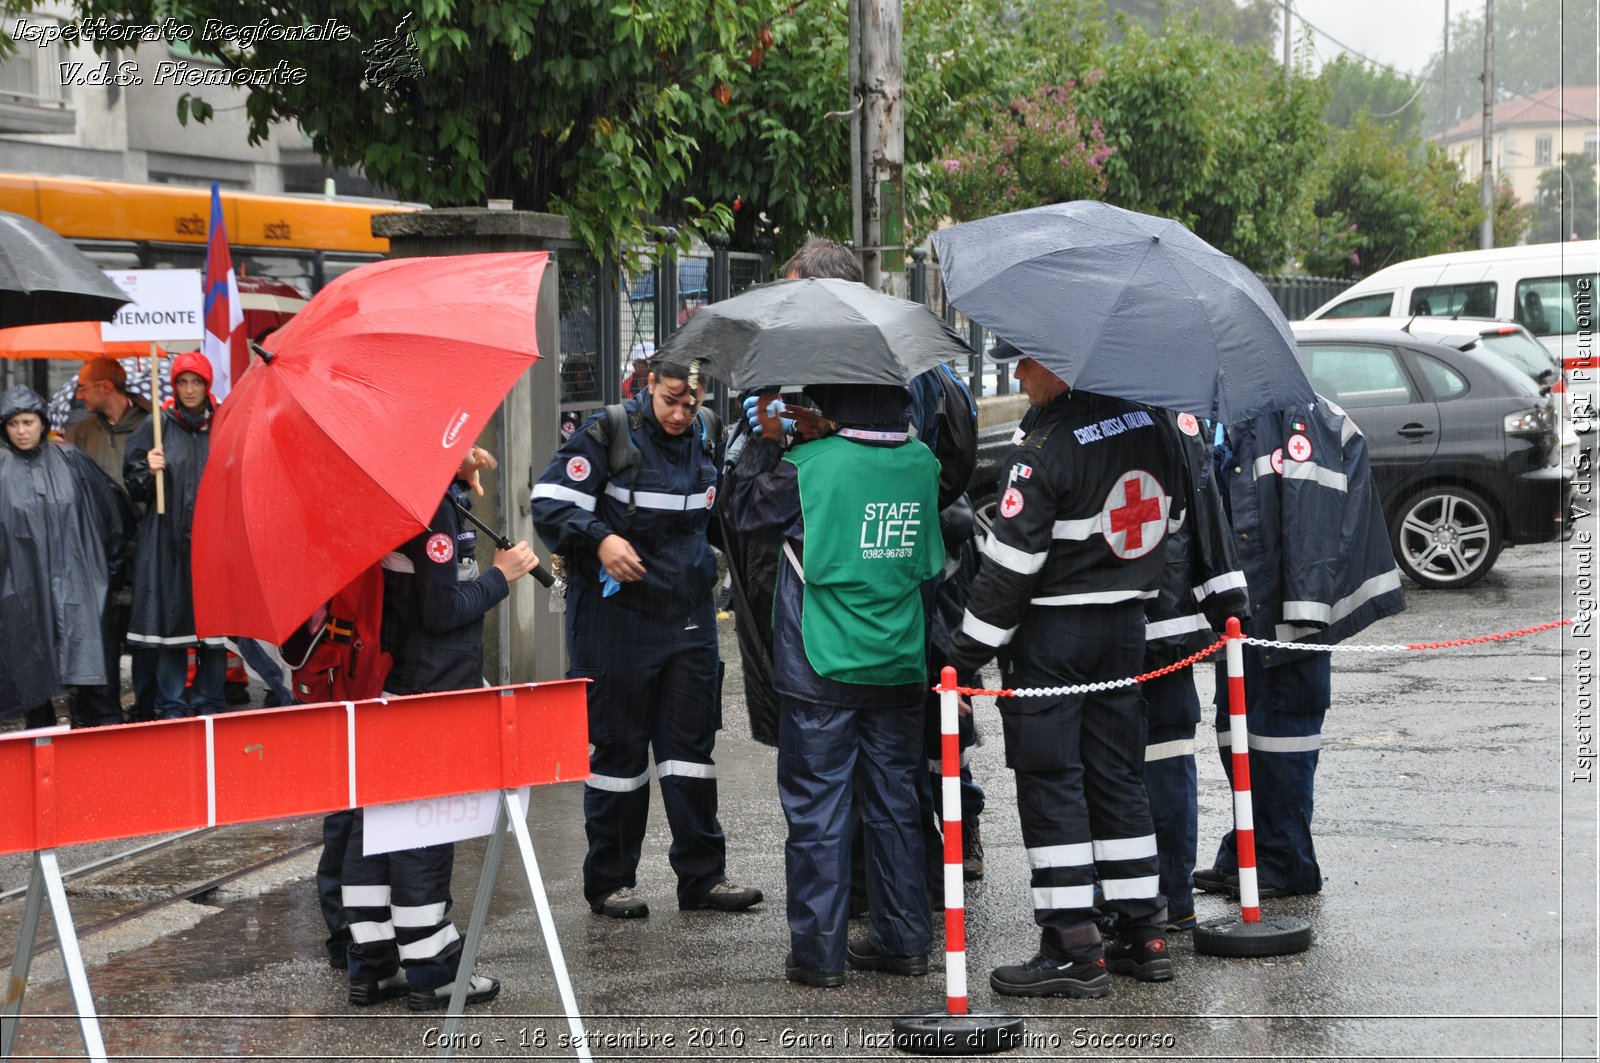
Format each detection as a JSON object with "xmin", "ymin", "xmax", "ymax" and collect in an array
[{"xmin": 202, "ymin": 182, "xmax": 244, "ymax": 400}]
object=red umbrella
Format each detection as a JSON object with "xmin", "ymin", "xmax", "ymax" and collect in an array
[{"xmin": 192, "ymin": 252, "xmax": 549, "ymax": 643}]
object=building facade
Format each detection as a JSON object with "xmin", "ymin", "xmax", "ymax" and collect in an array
[
  {"xmin": 1, "ymin": 4, "xmax": 371, "ymax": 194},
  {"xmin": 1437, "ymin": 85, "xmax": 1599, "ymax": 209}
]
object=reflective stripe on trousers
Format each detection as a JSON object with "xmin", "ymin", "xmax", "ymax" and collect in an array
[{"xmin": 339, "ymin": 809, "xmax": 462, "ymax": 989}]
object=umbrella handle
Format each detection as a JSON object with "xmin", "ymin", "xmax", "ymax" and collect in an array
[
  {"xmin": 789, "ymin": 407, "xmax": 839, "ymax": 441},
  {"xmin": 448, "ymin": 496, "xmax": 556, "ymax": 588},
  {"xmin": 754, "ymin": 390, "xmax": 837, "ymax": 441},
  {"xmin": 149, "ymin": 343, "xmax": 164, "ymax": 516}
]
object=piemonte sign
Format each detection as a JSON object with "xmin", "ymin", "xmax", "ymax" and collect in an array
[{"xmin": 101, "ymin": 268, "xmax": 204, "ymax": 343}]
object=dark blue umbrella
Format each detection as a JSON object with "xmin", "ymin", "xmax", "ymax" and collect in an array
[{"xmin": 930, "ymin": 201, "xmax": 1315, "ymax": 423}]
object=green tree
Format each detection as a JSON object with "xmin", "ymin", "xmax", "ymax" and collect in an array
[
  {"xmin": 1297, "ymin": 116, "xmax": 1517, "ymax": 278},
  {"xmin": 1530, "ymin": 153, "xmax": 1599, "ymax": 242},
  {"xmin": 1319, "ymin": 54, "xmax": 1424, "ymax": 143},
  {"xmin": 1077, "ymin": 22, "xmax": 1326, "ymax": 271},
  {"xmin": 1106, "ymin": 0, "xmax": 1278, "ymax": 50},
  {"xmin": 932, "ymin": 9, "xmax": 1324, "ymax": 271},
  {"xmin": 1165, "ymin": 0, "xmax": 1278, "ymax": 50},
  {"xmin": 1490, "ymin": 173, "xmax": 1534, "ymax": 248},
  {"xmin": 939, "ymin": 82, "xmax": 1114, "ymax": 222},
  {"xmin": 54, "ymin": 0, "xmax": 784, "ymax": 260},
  {"xmin": 670, "ymin": 0, "xmax": 1026, "ymax": 257}
]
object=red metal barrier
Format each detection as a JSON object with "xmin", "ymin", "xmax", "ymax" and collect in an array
[{"xmin": 0, "ymin": 682, "xmax": 588, "ymax": 856}]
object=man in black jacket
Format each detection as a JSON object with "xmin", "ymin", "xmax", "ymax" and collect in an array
[
  {"xmin": 1138, "ymin": 410, "xmax": 1248, "ymax": 931},
  {"xmin": 66, "ymin": 358, "xmax": 152, "ymax": 725},
  {"xmin": 948, "ymin": 344, "xmax": 1185, "ymax": 999}
]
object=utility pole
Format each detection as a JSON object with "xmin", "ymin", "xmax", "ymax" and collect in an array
[
  {"xmin": 847, "ymin": 2, "xmax": 863, "ymax": 268},
  {"xmin": 1442, "ymin": 0, "xmax": 1449, "ymax": 129},
  {"xmin": 851, "ymin": 0, "xmax": 905, "ymax": 292},
  {"xmin": 1479, "ymin": 0, "xmax": 1494, "ymax": 249},
  {"xmin": 1282, "ymin": 0, "xmax": 1292, "ymax": 82}
]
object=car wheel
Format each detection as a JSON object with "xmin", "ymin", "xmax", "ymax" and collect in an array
[{"xmin": 1390, "ymin": 485, "xmax": 1502, "ymax": 589}]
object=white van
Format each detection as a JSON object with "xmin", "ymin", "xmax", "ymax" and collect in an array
[{"xmin": 1307, "ymin": 241, "xmax": 1599, "ymax": 379}]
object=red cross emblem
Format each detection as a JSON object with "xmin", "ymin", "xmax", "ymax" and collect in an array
[
  {"xmin": 705, "ymin": 486, "xmax": 717, "ymax": 509},
  {"xmin": 1101, "ymin": 470, "xmax": 1166, "ymax": 559},
  {"xmin": 1271, "ymin": 447, "xmax": 1284, "ymax": 475},
  {"xmin": 999, "ymin": 486, "xmax": 1025, "ymax": 519},
  {"xmin": 1177, "ymin": 412, "xmax": 1199, "ymax": 436},
  {"xmin": 1286, "ymin": 432, "xmax": 1313, "ymax": 463},
  {"xmin": 566, "ymin": 456, "xmax": 591, "ymax": 482},
  {"xmin": 425, "ymin": 533, "xmax": 455, "ymax": 564}
]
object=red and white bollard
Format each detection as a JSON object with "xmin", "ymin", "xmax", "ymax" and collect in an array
[
  {"xmin": 1223, "ymin": 616, "xmax": 1263, "ymax": 923},
  {"xmin": 891, "ymin": 668, "xmax": 1022, "ymax": 1054},
  {"xmin": 1194, "ymin": 619, "xmax": 1313, "ymax": 958},
  {"xmin": 939, "ymin": 667, "xmax": 970, "ymax": 1015}
]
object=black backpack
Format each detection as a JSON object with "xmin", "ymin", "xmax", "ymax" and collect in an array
[{"xmin": 925, "ymin": 364, "xmax": 978, "ymax": 512}]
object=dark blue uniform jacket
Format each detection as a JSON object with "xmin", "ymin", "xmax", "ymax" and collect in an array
[
  {"xmin": 1220, "ymin": 399, "xmax": 1405, "ymax": 666},
  {"xmin": 530, "ymin": 392, "xmax": 721, "ymax": 619},
  {"xmin": 380, "ymin": 482, "xmax": 508, "ymax": 695}
]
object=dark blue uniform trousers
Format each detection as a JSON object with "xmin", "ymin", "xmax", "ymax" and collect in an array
[
  {"xmin": 318, "ymin": 809, "xmax": 354, "ymax": 960},
  {"xmin": 780, "ymin": 693, "xmax": 930, "ymax": 973},
  {"xmin": 341, "ymin": 811, "xmax": 461, "ymax": 989},
  {"xmin": 1211, "ymin": 649, "xmax": 1330, "ymax": 894},
  {"xmin": 920, "ymin": 689, "xmax": 984, "ymax": 899},
  {"xmin": 1139, "ymin": 669, "xmax": 1201, "ymax": 919},
  {"xmin": 851, "ymin": 686, "xmax": 982, "ymax": 913},
  {"xmin": 999, "ymin": 603, "xmax": 1165, "ymax": 956},
  {"xmin": 568, "ymin": 593, "xmax": 726, "ymax": 908}
]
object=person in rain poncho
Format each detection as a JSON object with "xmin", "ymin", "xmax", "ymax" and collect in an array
[
  {"xmin": 66, "ymin": 357, "xmax": 154, "ymax": 724},
  {"xmin": 123, "ymin": 351, "xmax": 226, "ymax": 718},
  {"xmin": 0, "ymin": 385, "xmax": 130, "ymax": 728},
  {"xmin": 726, "ymin": 382, "xmax": 943, "ymax": 988}
]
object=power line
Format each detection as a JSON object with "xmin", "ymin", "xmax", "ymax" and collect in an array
[
  {"xmin": 1368, "ymin": 76, "xmax": 1431, "ymax": 118},
  {"xmin": 1294, "ymin": 11, "xmax": 1477, "ymax": 85}
]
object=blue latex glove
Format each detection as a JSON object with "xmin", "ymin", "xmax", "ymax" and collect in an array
[
  {"xmin": 742, "ymin": 394, "xmax": 795, "ymax": 437},
  {"xmin": 599, "ymin": 568, "xmax": 622, "ymax": 598}
]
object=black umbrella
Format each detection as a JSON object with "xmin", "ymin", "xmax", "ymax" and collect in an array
[
  {"xmin": 0, "ymin": 210, "xmax": 131, "ymax": 328},
  {"xmin": 659, "ymin": 277, "xmax": 972, "ymax": 390},
  {"xmin": 930, "ymin": 201, "xmax": 1316, "ymax": 423}
]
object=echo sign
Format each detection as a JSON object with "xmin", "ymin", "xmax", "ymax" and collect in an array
[{"xmin": 362, "ymin": 786, "xmax": 532, "ymax": 855}]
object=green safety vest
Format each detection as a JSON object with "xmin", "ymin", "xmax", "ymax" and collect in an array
[{"xmin": 784, "ymin": 434, "xmax": 944, "ymax": 686}]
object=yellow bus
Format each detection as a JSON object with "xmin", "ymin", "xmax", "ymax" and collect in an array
[{"xmin": 0, "ymin": 171, "xmax": 419, "ymax": 295}]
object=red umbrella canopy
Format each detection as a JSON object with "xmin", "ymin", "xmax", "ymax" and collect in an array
[{"xmin": 192, "ymin": 251, "xmax": 548, "ymax": 643}]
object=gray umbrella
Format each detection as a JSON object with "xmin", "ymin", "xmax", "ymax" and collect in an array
[
  {"xmin": 659, "ymin": 277, "xmax": 972, "ymax": 390},
  {"xmin": 930, "ymin": 201, "xmax": 1315, "ymax": 423},
  {"xmin": 0, "ymin": 210, "xmax": 131, "ymax": 328}
]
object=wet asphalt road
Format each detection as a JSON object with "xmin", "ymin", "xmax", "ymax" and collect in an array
[{"xmin": 1, "ymin": 539, "xmax": 1595, "ymax": 1062}]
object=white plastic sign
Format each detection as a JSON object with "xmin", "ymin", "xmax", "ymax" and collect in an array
[
  {"xmin": 100, "ymin": 269, "xmax": 203, "ymax": 342},
  {"xmin": 362, "ymin": 787, "xmax": 532, "ymax": 855}
]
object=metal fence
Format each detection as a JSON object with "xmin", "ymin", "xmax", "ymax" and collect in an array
[
  {"xmin": 1257, "ymin": 274, "xmax": 1351, "ymax": 321},
  {"xmin": 553, "ymin": 236, "xmax": 774, "ymax": 432},
  {"xmin": 550, "ymin": 244, "xmax": 1349, "ymax": 423}
]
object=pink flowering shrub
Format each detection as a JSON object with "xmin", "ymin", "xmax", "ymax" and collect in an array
[{"xmin": 940, "ymin": 81, "xmax": 1113, "ymax": 220}]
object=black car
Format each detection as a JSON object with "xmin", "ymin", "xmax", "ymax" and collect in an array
[{"xmin": 1292, "ymin": 321, "xmax": 1572, "ymax": 589}]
